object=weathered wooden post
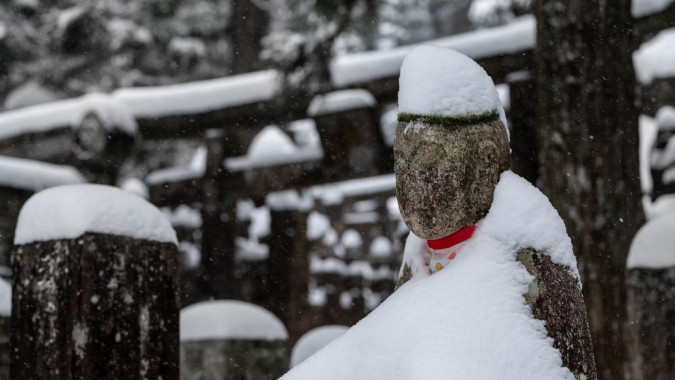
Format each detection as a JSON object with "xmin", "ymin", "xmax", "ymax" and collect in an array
[
  {"xmin": 626, "ymin": 214, "xmax": 675, "ymax": 380},
  {"xmin": 180, "ymin": 300, "xmax": 289, "ymax": 380},
  {"xmin": 11, "ymin": 184, "xmax": 179, "ymax": 379}
]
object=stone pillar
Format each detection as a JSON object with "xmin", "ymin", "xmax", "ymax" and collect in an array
[
  {"xmin": 625, "ymin": 215, "xmax": 675, "ymax": 380},
  {"xmin": 11, "ymin": 184, "xmax": 179, "ymax": 379}
]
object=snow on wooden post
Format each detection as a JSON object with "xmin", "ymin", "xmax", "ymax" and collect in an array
[
  {"xmin": 180, "ymin": 300, "xmax": 289, "ymax": 380},
  {"xmin": 308, "ymin": 89, "xmax": 389, "ymax": 181},
  {"xmin": 11, "ymin": 184, "xmax": 179, "ymax": 379},
  {"xmin": 625, "ymin": 215, "xmax": 675, "ymax": 380}
]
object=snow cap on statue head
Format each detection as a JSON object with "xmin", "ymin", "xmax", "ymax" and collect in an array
[{"xmin": 394, "ymin": 46, "xmax": 511, "ymax": 240}]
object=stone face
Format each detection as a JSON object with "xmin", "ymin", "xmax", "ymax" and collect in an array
[
  {"xmin": 11, "ymin": 233, "xmax": 180, "ymax": 379},
  {"xmin": 394, "ymin": 114, "xmax": 510, "ymax": 239},
  {"xmin": 517, "ymin": 249, "xmax": 597, "ymax": 380}
]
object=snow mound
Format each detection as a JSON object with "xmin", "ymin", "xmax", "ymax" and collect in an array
[
  {"xmin": 657, "ymin": 106, "xmax": 675, "ymax": 130},
  {"xmin": 398, "ymin": 46, "xmax": 502, "ymax": 118},
  {"xmin": 634, "ymin": 27, "xmax": 675, "ymax": 85},
  {"xmin": 0, "ymin": 93, "xmax": 136, "ymax": 142},
  {"xmin": 248, "ymin": 125, "xmax": 297, "ymax": 158},
  {"xmin": 180, "ymin": 300, "xmax": 288, "ymax": 342},
  {"xmin": 119, "ymin": 177, "xmax": 149, "ymax": 199},
  {"xmin": 290, "ymin": 325, "xmax": 349, "ymax": 368},
  {"xmin": 369, "ymin": 236, "xmax": 393, "ymax": 257},
  {"xmin": 633, "ymin": 0, "xmax": 675, "ymax": 17},
  {"xmin": 307, "ymin": 211, "xmax": 331, "ymax": 241},
  {"xmin": 307, "ymin": 89, "xmax": 376, "ymax": 117},
  {"xmin": 0, "ymin": 278, "xmax": 10, "ymax": 316},
  {"xmin": 0, "ymin": 156, "xmax": 87, "ymax": 192},
  {"xmin": 282, "ymin": 172, "xmax": 577, "ymax": 380},
  {"xmin": 628, "ymin": 213, "xmax": 675, "ymax": 269},
  {"xmin": 4, "ymin": 81, "xmax": 58, "ymax": 111},
  {"xmin": 341, "ymin": 229, "xmax": 363, "ymax": 249},
  {"xmin": 15, "ymin": 184, "xmax": 177, "ymax": 245}
]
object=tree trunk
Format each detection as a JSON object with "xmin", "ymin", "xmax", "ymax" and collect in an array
[
  {"xmin": 535, "ymin": 1, "xmax": 644, "ymax": 379},
  {"xmin": 230, "ymin": 0, "xmax": 269, "ymax": 75},
  {"xmin": 626, "ymin": 267, "xmax": 675, "ymax": 380},
  {"xmin": 11, "ymin": 233, "xmax": 179, "ymax": 379}
]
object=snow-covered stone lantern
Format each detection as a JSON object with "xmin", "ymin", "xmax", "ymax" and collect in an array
[{"xmin": 180, "ymin": 300, "xmax": 289, "ymax": 380}]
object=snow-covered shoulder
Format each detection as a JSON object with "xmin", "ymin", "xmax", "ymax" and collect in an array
[
  {"xmin": 398, "ymin": 46, "xmax": 502, "ymax": 118},
  {"xmin": 180, "ymin": 300, "xmax": 288, "ymax": 342},
  {"xmin": 14, "ymin": 184, "xmax": 177, "ymax": 245},
  {"xmin": 627, "ymin": 213, "xmax": 675, "ymax": 269},
  {"xmin": 479, "ymin": 171, "xmax": 578, "ymax": 278},
  {"xmin": 282, "ymin": 226, "xmax": 574, "ymax": 379}
]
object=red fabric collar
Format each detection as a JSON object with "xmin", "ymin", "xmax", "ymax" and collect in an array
[{"xmin": 427, "ymin": 225, "xmax": 477, "ymax": 250}]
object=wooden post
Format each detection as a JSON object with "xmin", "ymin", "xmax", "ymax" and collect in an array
[
  {"xmin": 11, "ymin": 184, "xmax": 179, "ymax": 379},
  {"xmin": 625, "ymin": 215, "xmax": 675, "ymax": 380}
]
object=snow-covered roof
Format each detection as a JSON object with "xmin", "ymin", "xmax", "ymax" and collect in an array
[
  {"xmin": 330, "ymin": 15, "xmax": 535, "ymax": 87},
  {"xmin": 0, "ymin": 93, "xmax": 137, "ymax": 142},
  {"xmin": 0, "ymin": 156, "xmax": 87, "ymax": 192},
  {"xmin": 290, "ymin": 325, "xmax": 349, "ymax": 368},
  {"xmin": 633, "ymin": 0, "xmax": 675, "ymax": 17},
  {"xmin": 281, "ymin": 172, "xmax": 578, "ymax": 380},
  {"xmin": 225, "ymin": 125, "xmax": 323, "ymax": 172},
  {"xmin": 628, "ymin": 213, "xmax": 675, "ymax": 268},
  {"xmin": 266, "ymin": 190, "xmax": 313, "ymax": 212},
  {"xmin": 309, "ymin": 174, "xmax": 396, "ymax": 201},
  {"xmin": 4, "ymin": 81, "xmax": 58, "ymax": 111},
  {"xmin": 399, "ymin": 46, "xmax": 502, "ymax": 118},
  {"xmin": 15, "ymin": 184, "xmax": 177, "ymax": 245},
  {"xmin": 180, "ymin": 300, "xmax": 288, "ymax": 342},
  {"xmin": 307, "ymin": 89, "xmax": 376, "ymax": 117},
  {"xmin": 0, "ymin": 278, "xmax": 10, "ymax": 316},
  {"xmin": 634, "ymin": 27, "xmax": 675, "ymax": 85},
  {"xmin": 146, "ymin": 145, "xmax": 207, "ymax": 185},
  {"xmin": 112, "ymin": 70, "xmax": 281, "ymax": 119}
]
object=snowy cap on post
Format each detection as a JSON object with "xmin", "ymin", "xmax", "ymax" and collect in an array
[
  {"xmin": 627, "ymin": 213, "xmax": 675, "ymax": 269},
  {"xmin": 394, "ymin": 46, "xmax": 510, "ymax": 240},
  {"xmin": 14, "ymin": 184, "xmax": 177, "ymax": 245},
  {"xmin": 398, "ymin": 45, "xmax": 507, "ymax": 127}
]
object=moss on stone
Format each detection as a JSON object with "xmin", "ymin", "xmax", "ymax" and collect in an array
[{"xmin": 398, "ymin": 110, "xmax": 500, "ymax": 130}]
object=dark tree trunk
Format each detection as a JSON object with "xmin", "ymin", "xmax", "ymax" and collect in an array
[
  {"xmin": 11, "ymin": 233, "xmax": 179, "ymax": 379},
  {"xmin": 626, "ymin": 267, "xmax": 675, "ymax": 380},
  {"xmin": 230, "ymin": 0, "xmax": 269, "ymax": 75},
  {"xmin": 199, "ymin": 134, "xmax": 238, "ymax": 299},
  {"xmin": 535, "ymin": 1, "xmax": 644, "ymax": 379},
  {"xmin": 507, "ymin": 74, "xmax": 539, "ymax": 185}
]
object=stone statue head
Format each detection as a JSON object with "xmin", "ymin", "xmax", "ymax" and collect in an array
[{"xmin": 394, "ymin": 46, "xmax": 510, "ymax": 240}]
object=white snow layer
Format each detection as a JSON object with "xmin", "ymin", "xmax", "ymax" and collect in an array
[
  {"xmin": 307, "ymin": 211, "xmax": 331, "ymax": 241},
  {"xmin": 628, "ymin": 213, "xmax": 675, "ymax": 268},
  {"xmin": 0, "ymin": 93, "xmax": 137, "ymax": 141},
  {"xmin": 634, "ymin": 27, "xmax": 675, "ymax": 85},
  {"xmin": 180, "ymin": 300, "xmax": 288, "ymax": 342},
  {"xmin": 633, "ymin": 0, "xmax": 675, "ymax": 17},
  {"xmin": 369, "ymin": 236, "xmax": 393, "ymax": 257},
  {"xmin": 0, "ymin": 278, "xmax": 11, "ymax": 316},
  {"xmin": 112, "ymin": 70, "xmax": 281, "ymax": 118},
  {"xmin": 0, "ymin": 156, "xmax": 87, "ymax": 192},
  {"xmin": 282, "ymin": 172, "xmax": 577, "ymax": 380},
  {"xmin": 331, "ymin": 15, "xmax": 535, "ymax": 87},
  {"xmin": 307, "ymin": 89, "xmax": 376, "ymax": 116},
  {"xmin": 4, "ymin": 81, "xmax": 58, "ymax": 110},
  {"xmin": 639, "ymin": 115, "xmax": 658, "ymax": 194},
  {"xmin": 290, "ymin": 326, "xmax": 349, "ymax": 368},
  {"xmin": 15, "ymin": 184, "xmax": 177, "ymax": 245},
  {"xmin": 120, "ymin": 177, "xmax": 149, "ymax": 199},
  {"xmin": 399, "ymin": 46, "xmax": 502, "ymax": 118},
  {"xmin": 146, "ymin": 145, "xmax": 207, "ymax": 185}
]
